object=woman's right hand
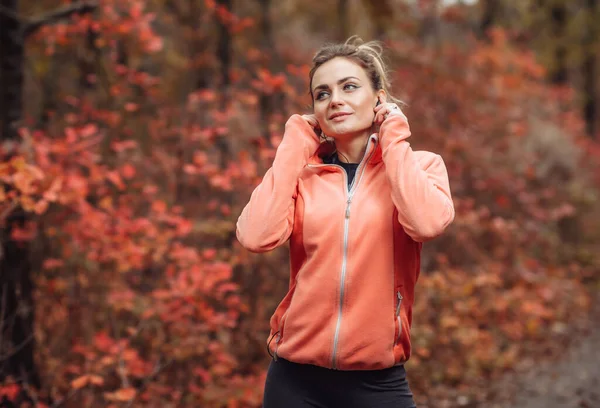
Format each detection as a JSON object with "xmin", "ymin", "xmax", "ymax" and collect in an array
[
  {"xmin": 283, "ymin": 114, "xmax": 322, "ymax": 157},
  {"xmin": 301, "ymin": 114, "xmax": 321, "ymax": 135}
]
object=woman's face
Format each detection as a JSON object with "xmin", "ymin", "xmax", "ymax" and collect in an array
[{"xmin": 311, "ymin": 57, "xmax": 384, "ymax": 139}]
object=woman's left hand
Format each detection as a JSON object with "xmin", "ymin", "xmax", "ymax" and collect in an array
[{"xmin": 373, "ymin": 102, "xmax": 405, "ymax": 125}]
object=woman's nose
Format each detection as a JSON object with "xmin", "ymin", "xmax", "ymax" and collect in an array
[{"xmin": 329, "ymin": 91, "xmax": 343, "ymax": 106}]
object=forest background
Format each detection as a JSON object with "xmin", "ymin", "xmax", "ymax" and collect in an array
[{"xmin": 1, "ymin": 0, "xmax": 599, "ymax": 407}]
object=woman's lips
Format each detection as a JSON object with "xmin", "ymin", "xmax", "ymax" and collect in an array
[{"xmin": 330, "ymin": 113, "xmax": 352, "ymax": 122}]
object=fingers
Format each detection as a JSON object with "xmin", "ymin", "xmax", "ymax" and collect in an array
[
  {"xmin": 373, "ymin": 110, "xmax": 384, "ymax": 125},
  {"xmin": 373, "ymin": 106, "xmax": 387, "ymax": 125},
  {"xmin": 301, "ymin": 114, "xmax": 319, "ymax": 129},
  {"xmin": 373, "ymin": 103, "xmax": 401, "ymax": 124}
]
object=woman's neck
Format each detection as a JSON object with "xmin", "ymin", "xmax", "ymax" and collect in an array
[{"xmin": 334, "ymin": 131, "xmax": 371, "ymax": 163}]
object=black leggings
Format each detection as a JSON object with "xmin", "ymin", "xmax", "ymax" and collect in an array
[{"xmin": 263, "ymin": 358, "xmax": 417, "ymax": 408}]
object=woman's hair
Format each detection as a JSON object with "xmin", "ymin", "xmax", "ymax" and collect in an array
[{"xmin": 308, "ymin": 36, "xmax": 404, "ymax": 106}]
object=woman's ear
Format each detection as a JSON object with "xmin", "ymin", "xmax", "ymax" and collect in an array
[{"xmin": 377, "ymin": 90, "xmax": 387, "ymax": 104}]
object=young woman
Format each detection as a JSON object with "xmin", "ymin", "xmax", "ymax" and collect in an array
[{"xmin": 236, "ymin": 37, "xmax": 454, "ymax": 408}]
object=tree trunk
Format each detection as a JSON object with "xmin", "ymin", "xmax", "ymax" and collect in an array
[
  {"xmin": 479, "ymin": 0, "xmax": 500, "ymax": 39},
  {"xmin": 361, "ymin": 0, "xmax": 394, "ymax": 40},
  {"xmin": 215, "ymin": 0, "xmax": 232, "ymax": 167},
  {"xmin": 216, "ymin": 0, "xmax": 231, "ymax": 95},
  {"xmin": 549, "ymin": 1, "xmax": 568, "ymax": 85},
  {"xmin": 338, "ymin": 0, "xmax": 348, "ymax": 41},
  {"xmin": 418, "ymin": 0, "xmax": 441, "ymax": 45},
  {"xmin": 1, "ymin": 3, "xmax": 97, "ymax": 401},
  {"xmin": 582, "ymin": 0, "xmax": 598, "ymax": 137},
  {"xmin": 0, "ymin": 0, "xmax": 40, "ymax": 396},
  {"xmin": 0, "ymin": 0, "xmax": 24, "ymax": 141},
  {"xmin": 258, "ymin": 0, "xmax": 274, "ymax": 142}
]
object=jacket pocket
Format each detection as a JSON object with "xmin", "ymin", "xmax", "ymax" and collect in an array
[
  {"xmin": 274, "ymin": 310, "xmax": 289, "ymax": 359},
  {"xmin": 395, "ymin": 290, "xmax": 403, "ymax": 345}
]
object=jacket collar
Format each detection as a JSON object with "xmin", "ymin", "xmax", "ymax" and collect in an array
[{"xmin": 309, "ymin": 133, "xmax": 382, "ymax": 165}]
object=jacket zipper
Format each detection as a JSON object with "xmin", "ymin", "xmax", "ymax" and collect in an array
[
  {"xmin": 309, "ymin": 136, "xmax": 377, "ymax": 369},
  {"xmin": 395, "ymin": 291, "xmax": 403, "ymax": 345}
]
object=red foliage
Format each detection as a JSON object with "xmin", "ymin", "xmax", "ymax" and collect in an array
[{"xmin": 1, "ymin": 3, "xmax": 599, "ymax": 408}]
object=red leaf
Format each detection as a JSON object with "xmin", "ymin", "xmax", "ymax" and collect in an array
[
  {"xmin": 0, "ymin": 383, "xmax": 20, "ymax": 401},
  {"xmin": 121, "ymin": 164, "xmax": 136, "ymax": 179},
  {"xmin": 106, "ymin": 171, "xmax": 125, "ymax": 190},
  {"xmin": 152, "ymin": 200, "xmax": 167, "ymax": 214},
  {"xmin": 93, "ymin": 332, "xmax": 114, "ymax": 352}
]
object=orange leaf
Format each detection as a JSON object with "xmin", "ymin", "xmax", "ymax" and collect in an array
[
  {"xmin": 71, "ymin": 375, "xmax": 89, "ymax": 390},
  {"xmin": 106, "ymin": 387, "xmax": 136, "ymax": 401},
  {"xmin": 89, "ymin": 375, "xmax": 105, "ymax": 386}
]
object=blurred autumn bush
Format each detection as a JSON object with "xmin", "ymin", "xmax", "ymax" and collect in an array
[{"xmin": 1, "ymin": 1, "xmax": 599, "ymax": 407}]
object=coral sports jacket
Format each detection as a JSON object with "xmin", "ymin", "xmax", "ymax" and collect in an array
[{"xmin": 236, "ymin": 112, "xmax": 454, "ymax": 370}]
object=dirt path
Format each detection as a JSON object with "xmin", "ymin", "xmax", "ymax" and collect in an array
[{"xmin": 487, "ymin": 295, "xmax": 600, "ymax": 408}]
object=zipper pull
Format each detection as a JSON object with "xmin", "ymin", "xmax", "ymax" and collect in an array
[
  {"xmin": 396, "ymin": 291, "xmax": 403, "ymax": 316},
  {"xmin": 345, "ymin": 199, "xmax": 351, "ymax": 218}
]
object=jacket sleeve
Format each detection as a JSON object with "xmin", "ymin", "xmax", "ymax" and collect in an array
[
  {"xmin": 236, "ymin": 114, "xmax": 321, "ymax": 252},
  {"xmin": 379, "ymin": 112, "xmax": 455, "ymax": 242}
]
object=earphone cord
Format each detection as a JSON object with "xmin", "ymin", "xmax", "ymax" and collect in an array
[
  {"xmin": 334, "ymin": 149, "xmax": 351, "ymax": 163},
  {"xmin": 322, "ymin": 133, "xmax": 369, "ymax": 164},
  {"xmin": 332, "ymin": 140, "xmax": 369, "ymax": 164}
]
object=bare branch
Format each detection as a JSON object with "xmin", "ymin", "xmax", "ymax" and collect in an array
[{"xmin": 24, "ymin": 1, "xmax": 98, "ymax": 38}]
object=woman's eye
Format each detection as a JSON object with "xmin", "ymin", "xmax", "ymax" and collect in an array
[
  {"xmin": 316, "ymin": 91, "xmax": 329, "ymax": 100},
  {"xmin": 344, "ymin": 83, "xmax": 358, "ymax": 90}
]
